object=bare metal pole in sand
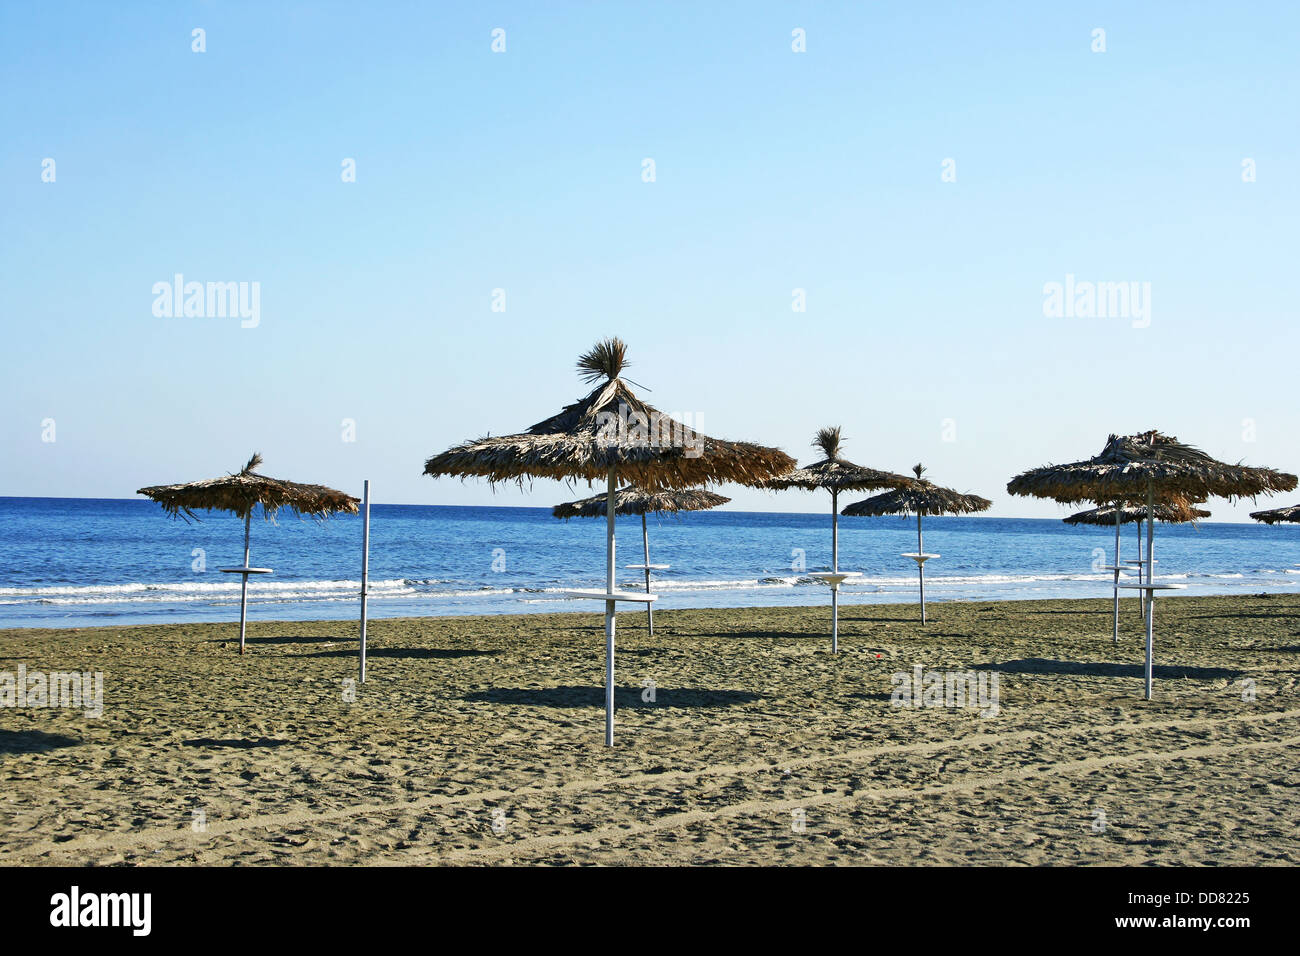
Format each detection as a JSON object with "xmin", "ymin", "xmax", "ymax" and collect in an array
[
  {"xmin": 1135, "ymin": 515, "xmax": 1146, "ymax": 621},
  {"xmin": 917, "ymin": 511, "xmax": 926, "ymax": 624},
  {"xmin": 604, "ymin": 466, "xmax": 617, "ymax": 747},
  {"xmin": 238, "ymin": 512, "xmax": 251, "ymax": 655},
  {"xmin": 642, "ymin": 512, "xmax": 653, "ymax": 636},
  {"xmin": 831, "ymin": 488, "xmax": 839, "ymax": 653},
  {"xmin": 1113, "ymin": 500, "xmax": 1121, "ymax": 644},
  {"xmin": 1144, "ymin": 482, "xmax": 1155, "ymax": 699},
  {"xmin": 359, "ymin": 480, "xmax": 371, "ymax": 684}
]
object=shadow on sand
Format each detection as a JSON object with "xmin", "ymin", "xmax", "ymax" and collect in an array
[
  {"xmin": 1189, "ymin": 611, "xmax": 1297, "ymax": 620},
  {"xmin": 1014, "ymin": 609, "xmax": 1118, "ymax": 615},
  {"xmin": 221, "ymin": 634, "xmax": 352, "ymax": 646},
  {"xmin": 0, "ymin": 729, "xmax": 81, "ymax": 755},
  {"xmin": 464, "ymin": 685, "xmax": 761, "ymax": 709},
  {"xmin": 303, "ymin": 647, "xmax": 499, "ymax": 660},
  {"xmin": 973, "ymin": 657, "xmax": 1243, "ymax": 680},
  {"xmin": 839, "ymin": 616, "xmax": 928, "ymax": 624},
  {"xmin": 180, "ymin": 737, "xmax": 292, "ymax": 749},
  {"xmin": 668, "ymin": 630, "xmax": 829, "ymax": 641}
]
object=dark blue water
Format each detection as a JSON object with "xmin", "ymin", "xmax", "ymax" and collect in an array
[{"xmin": 1, "ymin": 497, "xmax": 1298, "ymax": 629}]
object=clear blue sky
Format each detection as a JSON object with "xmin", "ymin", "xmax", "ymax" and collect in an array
[{"xmin": 2, "ymin": 1, "xmax": 1296, "ymax": 519}]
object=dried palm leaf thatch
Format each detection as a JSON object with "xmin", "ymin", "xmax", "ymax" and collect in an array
[
  {"xmin": 553, "ymin": 485, "xmax": 730, "ymax": 519},
  {"xmin": 762, "ymin": 426, "xmax": 912, "ymax": 492},
  {"xmin": 1007, "ymin": 430, "xmax": 1296, "ymax": 505},
  {"xmin": 137, "ymin": 453, "xmax": 360, "ymax": 522},
  {"xmin": 762, "ymin": 430, "xmax": 913, "ymax": 647},
  {"xmin": 426, "ymin": 338, "xmax": 796, "ymax": 747},
  {"xmin": 1064, "ymin": 502, "xmax": 1210, "ymax": 526},
  {"xmin": 1249, "ymin": 504, "xmax": 1300, "ymax": 525},
  {"xmin": 576, "ymin": 337, "xmax": 629, "ymax": 384},
  {"xmin": 1009, "ymin": 431, "xmax": 1292, "ymax": 703},
  {"xmin": 842, "ymin": 463, "xmax": 991, "ymax": 517},
  {"xmin": 424, "ymin": 338, "xmax": 795, "ymax": 488}
]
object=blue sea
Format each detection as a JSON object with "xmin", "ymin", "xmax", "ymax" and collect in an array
[{"xmin": 1, "ymin": 497, "xmax": 1298, "ymax": 629}]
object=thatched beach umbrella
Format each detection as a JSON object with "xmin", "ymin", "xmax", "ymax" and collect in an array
[
  {"xmin": 763, "ymin": 427, "xmax": 912, "ymax": 652},
  {"xmin": 841, "ymin": 464, "xmax": 991, "ymax": 624},
  {"xmin": 1009, "ymin": 430, "xmax": 1296, "ymax": 697},
  {"xmin": 1250, "ymin": 505, "xmax": 1300, "ymax": 576},
  {"xmin": 1063, "ymin": 502, "xmax": 1210, "ymax": 526},
  {"xmin": 1067, "ymin": 499, "xmax": 1210, "ymax": 572},
  {"xmin": 553, "ymin": 485, "xmax": 730, "ymax": 636},
  {"xmin": 1250, "ymin": 504, "xmax": 1300, "ymax": 525},
  {"xmin": 425, "ymin": 338, "xmax": 793, "ymax": 746},
  {"xmin": 137, "ymin": 453, "xmax": 359, "ymax": 654},
  {"xmin": 1065, "ymin": 500, "xmax": 1210, "ymax": 643},
  {"xmin": 1070, "ymin": 499, "xmax": 1210, "ymax": 568}
]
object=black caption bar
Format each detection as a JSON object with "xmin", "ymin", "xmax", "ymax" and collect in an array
[{"xmin": 0, "ymin": 865, "xmax": 1280, "ymax": 943}]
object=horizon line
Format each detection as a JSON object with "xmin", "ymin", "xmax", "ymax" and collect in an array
[{"xmin": 0, "ymin": 494, "xmax": 1280, "ymax": 526}]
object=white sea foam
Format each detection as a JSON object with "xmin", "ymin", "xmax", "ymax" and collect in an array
[
  {"xmin": 0, "ymin": 578, "xmax": 418, "ymax": 605},
  {"xmin": 1, "ymin": 568, "xmax": 1297, "ymax": 611}
]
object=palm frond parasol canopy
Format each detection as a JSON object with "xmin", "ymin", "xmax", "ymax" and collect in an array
[
  {"xmin": 425, "ymin": 339, "xmax": 793, "ymax": 489},
  {"xmin": 1249, "ymin": 504, "xmax": 1300, "ymax": 525},
  {"xmin": 552, "ymin": 485, "xmax": 730, "ymax": 519},
  {"xmin": 1008, "ymin": 430, "xmax": 1296, "ymax": 697},
  {"xmin": 1007, "ymin": 431, "xmax": 1295, "ymax": 505},
  {"xmin": 1064, "ymin": 502, "xmax": 1210, "ymax": 526},
  {"xmin": 841, "ymin": 464, "xmax": 991, "ymax": 623},
  {"xmin": 763, "ymin": 426, "xmax": 912, "ymax": 494},
  {"xmin": 425, "ymin": 338, "xmax": 794, "ymax": 746},
  {"xmin": 553, "ymin": 484, "xmax": 730, "ymax": 637},
  {"xmin": 138, "ymin": 454, "xmax": 359, "ymax": 654},
  {"xmin": 137, "ymin": 453, "xmax": 360, "ymax": 521},
  {"xmin": 841, "ymin": 464, "xmax": 991, "ymax": 518},
  {"xmin": 761, "ymin": 427, "xmax": 913, "ymax": 650},
  {"xmin": 1067, "ymin": 502, "xmax": 1210, "ymax": 629}
]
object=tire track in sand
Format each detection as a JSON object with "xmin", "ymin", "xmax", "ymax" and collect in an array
[
  {"xmin": 431, "ymin": 733, "xmax": 1300, "ymax": 863},
  {"xmin": 6, "ymin": 707, "xmax": 1299, "ymax": 863}
]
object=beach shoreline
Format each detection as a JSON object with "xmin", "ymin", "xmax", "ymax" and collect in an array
[
  {"xmin": 5, "ymin": 576, "xmax": 1299, "ymax": 632},
  {"xmin": 6, "ymin": 497, "xmax": 1297, "ymax": 632},
  {"xmin": 2, "ymin": 593, "xmax": 1298, "ymax": 865}
]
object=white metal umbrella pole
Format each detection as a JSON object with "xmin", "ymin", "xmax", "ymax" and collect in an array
[
  {"xmin": 916, "ymin": 512, "xmax": 926, "ymax": 624},
  {"xmin": 1144, "ymin": 483, "xmax": 1155, "ymax": 699},
  {"xmin": 238, "ymin": 512, "xmax": 251, "ymax": 655},
  {"xmin": 1112, "ymin": 501, "xmax": 1121, "ymax": 643},
  {"xmin": 221, "ymin": 510, "xmax": 271, "ymax": 654},
  {"xmin": 642, "ymin": 513, "xmax": 653, "ymax": 636},
  {"xmin": 1147, "ymin": 530, "xmax": 1156, "ymax": 623},
  {"xmin": 604, "ymin": 466, "xmax": 617, "ymax": 747},
  {"xmin": 1136, "ymin": 515, "xmax": 1147, "ymax": 622},
  {"xmin": 1138, "ymin": 515, "xmax": 1149, "ymax": 629},
  {"xmin": 831, "ymin": 584, "xmax": 839, "ymax": 652},
  {"xmin": 809, "ymin": 489, "xmax": 852, "ymax": 653},
  {"xmin": 359, "ymin": 479, "xmax": 371, "ymax": 684},
  {"xmin": 831, "ymin": 489, "xmax": 839, "ymax": 652},
  {"xmin": 832, "ymin": 489, "xmax": 839, "ymax": 573}
]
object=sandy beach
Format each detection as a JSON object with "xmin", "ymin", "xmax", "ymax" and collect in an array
[{"xmin": 2, "ymin": 593, "xmax": 1298, "ymax": 866}]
